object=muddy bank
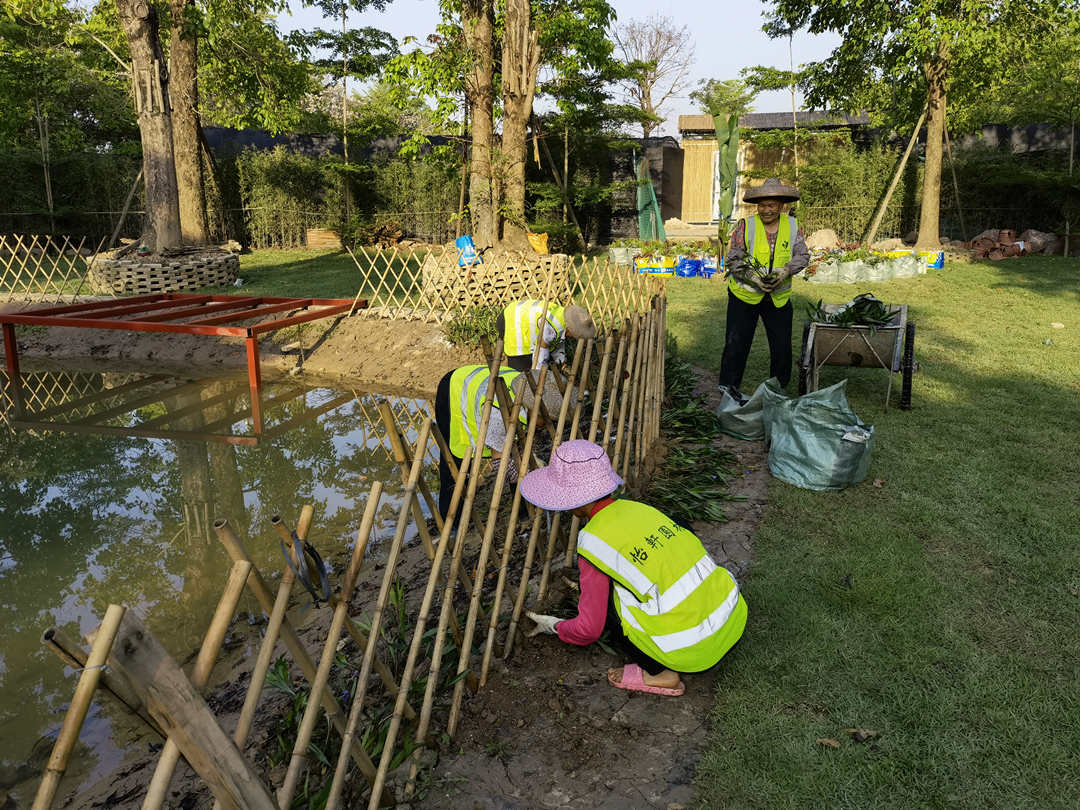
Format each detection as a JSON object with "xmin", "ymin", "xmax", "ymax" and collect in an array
[{"xmin": 5, "ymin": 313, "xmax": 482, "ymax": 396}]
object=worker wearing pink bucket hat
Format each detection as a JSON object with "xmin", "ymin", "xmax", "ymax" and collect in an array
[{"xmin": 520, "ymin": 440, "xmax": 747, "ymax": 696}]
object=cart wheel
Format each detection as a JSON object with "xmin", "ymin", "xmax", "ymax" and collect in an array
[
  {"xmin": 900, "ymin": 321, "xmax": 915, "ymax": 410},
  {"xmin": 798, "ymin": 322, "xmax": 812, "ymax": 396}
]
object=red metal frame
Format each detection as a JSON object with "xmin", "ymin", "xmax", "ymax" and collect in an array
[{"xmin": 0, "ymin": 294, "xmax": 366, "ymax": 429}]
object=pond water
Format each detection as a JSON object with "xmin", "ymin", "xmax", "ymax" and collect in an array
[{"xmin": 0, "ymin": 365, "xmax": 435, "ymax": 800}]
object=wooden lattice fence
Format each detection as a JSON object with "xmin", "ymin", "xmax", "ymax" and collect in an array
[{"xmin": 0, "ymin": 234, "xmax": 102, "ymax": 303}]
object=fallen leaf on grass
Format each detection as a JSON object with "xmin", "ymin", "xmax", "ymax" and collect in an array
[
  {"xmin": 816, "ymin": 738, "xmax": 842, "ymax": 749},
  {"xmin": 844, "ymin": 728, "xmax": 880, "ymax": 743},
  {"xmin": 872, "ymin": 478, "xmax": 886, "ymax": 488}
]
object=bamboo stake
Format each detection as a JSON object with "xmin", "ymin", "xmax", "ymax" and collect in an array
[
  {"xmin": 621, "ymin": 313, "xmax": 649, "ymax": 483},
  {"xmin": 479, "ymin": 365, "xmax": 549, "ymax": 685},
  {"xmin": 361, "ymin": 444, "xmax": 476, "ymax": 810},
  {"xmin": 611, "ymin": 316, "xmax": 641, "ymax": 466},
  {"xmin": 402, "ymin": 445, "xmax": 476, "ymax": 797},
  {"xmin": 213, "ymin": 519, "xmax": 382, "ymax": 784},
  {"xmin": 326, "ymin": 420, "xmax": 431, "ymax": 810},
  {"xmin": 142, "ymin": 561, "xmax": 253, "ymax": 810},
  {"xmin": 278, "ymin": 484, "xmax": 382, "ymax": 809},
  {"xmin": 429, "ymin": 420, "xmax": 488, "ymax": 537},
  {"xmin": 635, "ymin": 308, "xmax": 657, "ymax": 473},
  {"xmin": 535, "ymin": 341, "xmax": 587, "ymax": 605},
  {"xmin": 568, "ymin": 339, "xmax": 594, "ymax": 441},
  {"xmin": 377, "ymin": 400, "xmax": 442, "ymax": 549},
  {"xmin": 602, "ymin": 322, "xmax": 631, "ymax": 453},
  {"xmin": 501, "ymin": 506, "xmax": 546, "ymax": 660},
  {"xmin": 41, "ymin": 627, "xmax": 162, "ymax": 738},
  {"xmin": 32, "ymin": 604, "xmax": 126, "ymax": 810},
  {"xmin": 446, "ymin": 407, "xmax": 521, "ymax": 737},
  {"xmin": 530, "ymin": 270, "xmax": 557, "ymax": 369}
]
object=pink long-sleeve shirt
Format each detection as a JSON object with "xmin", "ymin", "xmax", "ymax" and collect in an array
[{"xmin": 556, "ymin": 499, "xmax": 614, "ymax": 646}]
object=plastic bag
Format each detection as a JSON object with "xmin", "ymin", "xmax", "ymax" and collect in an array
[
  {"xmin": 891, "ymin": 254, "xmax": 921, "ymax": 278},
  {"xmin": 716, "ymin": 378, "xmax": 787, "ymax": 441},
  {"xmin": 456, "ymin": 235, "xmax": 481, "ymax": 267},
  {"xmin": 675, "ymin": 257, "xmax": 703, "ymax": 277},
  {"xmin": 527, "ymin": 232, "xmax": 549, "ymax": 254},
  {"xmin": 763, "ymin": 380, "xmax": 875, "ymax": 491}
]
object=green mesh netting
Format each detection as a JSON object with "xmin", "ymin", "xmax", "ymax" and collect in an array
[{"xmin": 637, "ymin": 157, "xmax": 666, "ymax": 241}]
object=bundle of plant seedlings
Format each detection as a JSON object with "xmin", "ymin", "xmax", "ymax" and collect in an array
[
  {"xmin": 728, "ymin": 254, "xmax": 784, "ymax": 288},
  {"xmin": 806, "ymin": 293, "xmax": 897, "ymax": 328}
]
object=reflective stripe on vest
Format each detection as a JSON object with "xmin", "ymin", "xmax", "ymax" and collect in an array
[
  {"xmin": 576, "ymin": 500, "xmax": 747, "ymax": 672},
  {"xmin": 447, "ymin": 365, "xmax": 521, "ymax": 458},
  {"xmin": 728, "ymin": 214, "xmax": 797, "ymax": 308},
  {"xmin": 503, "ymin": 300, "xmax": 566, "ymax": 357}
]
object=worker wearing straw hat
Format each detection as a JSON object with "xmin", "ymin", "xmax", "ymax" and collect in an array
[
  {"xmin": 520, "ymin": 440, "xmax": 747, "ymax": 696},
  {"xmin": 497, "ymin": 300, "xmax": 597, "ymax": 371},
  {"xmin": 434, "ymin": 364, "xmax": 567, "ymax": 520},
  {"xmin": 719, "ymin": 177, "xmax": 809, "ymax": 397}
]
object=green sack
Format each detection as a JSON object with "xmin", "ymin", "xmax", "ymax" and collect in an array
[
  {"xmin": 716, "ymin": 378, "xmax": 787, "ymax": 441},
  {"xmin": 763, "ymin": 379, "xmax": 875, "ymax": 491}
]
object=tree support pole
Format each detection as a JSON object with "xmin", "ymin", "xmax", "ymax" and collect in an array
[{"xmin": 863, "ymin": 108, "xmax": 926, "ymax": 246}]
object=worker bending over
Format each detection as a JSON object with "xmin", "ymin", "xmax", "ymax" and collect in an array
[
  {"xmin": 521, "ymin": 440, "xmax": 746, "ymax": 696},
  {"xmin": 433, "ymin": 363, "xmax": 566, "ymax": 520},
  {"xmin": 498, "ymin": 299, "xmax": 596, "ymax": 371}
]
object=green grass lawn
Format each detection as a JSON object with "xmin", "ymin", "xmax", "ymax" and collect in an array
[{"xmin": 666, "ymin": 257, "xmax": 1080, "ymax": 808}]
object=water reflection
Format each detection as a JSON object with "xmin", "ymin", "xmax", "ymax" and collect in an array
[{"xmin": 0, "ymin": 365, "xmax": 434, "ymax": 800}]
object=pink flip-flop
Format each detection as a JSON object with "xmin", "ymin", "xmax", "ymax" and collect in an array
[{"xmin": 608, "ymin": 663, "xmax": 685, "ymax": 697}]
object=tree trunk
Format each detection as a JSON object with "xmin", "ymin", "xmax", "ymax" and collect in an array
[
  {"xmin": 169, "ymin": 0, "xmax": 209, "ymax": 244},
  {"xmin": 915, "ymin": 42, "xmax": 948, "ymax": 251},
  {"xmin": 463, "ymin": 0, "xmax": 496, "ymax": 248},
  {"xmin": 499, "ymin": 0, "xmax": 540, "ymax": 246},
  {"xmin": 117, "ymin": 0, "xmax": 182, "ymax": 251},
  {"xmin": 34, "ymin": 98, "xmax": 55, "ymax": 232}
]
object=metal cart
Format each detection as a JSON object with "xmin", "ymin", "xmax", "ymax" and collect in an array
[{"xmin": 797, "ymin": 304, "xmax": 916, "ymax": 410}]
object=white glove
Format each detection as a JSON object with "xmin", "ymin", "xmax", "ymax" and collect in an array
[{"xmin": 525, "ymin": 611, "xmax": 561, "ymax": 636}]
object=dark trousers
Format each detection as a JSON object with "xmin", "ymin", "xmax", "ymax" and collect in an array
[
  {"xmin": 495, "ymin": 312, "xmax": 532, "ymax": 371},
  {"xmin": 434, "ymin": 370, "xmax": 463, "ymax": 521},
  {"xmin": 718, "ymin": 290, "xmax": 794, "ymax": 389},
  {"xmin": 605, "ymin": 590, "xmax": 668, "ymax": 676}
]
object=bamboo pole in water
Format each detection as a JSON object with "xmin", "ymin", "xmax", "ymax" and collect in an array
[
  {"xmin": 213, "ymin": 518, "xmax": 382, "ymax": 784},
  {"xmin": 278, "ymin": 483, "xmax": 383, "ymax": 810},
  {"xmin": 446, "ymin": 406, "xmax": 522, "ymax": 737},
  {"xmin": 360, "ymin": 443, "xmax": 475, "ymax": 810},
  {"xmin": 479, "ymin": 365, "xmax": 549, "ymax": 685},
  {"xmin": 32, "ymin": 604, "xmax": 126, "ymax": 810},
  {"xmin": 325, "ymin": 420, "xmax": 431, "ymax": 810},
  {"xmin": 142, "ymin": 560, "xmax": 253, "ymax": 810},
  {"xmin": 41, "ymin": 627, "xmax": 162, "ymax": 738}
]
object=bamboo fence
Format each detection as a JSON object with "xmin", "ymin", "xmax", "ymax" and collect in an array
[
  {"xmin": 32, "ymin": 290, "xmax": 668, "ymax": 808},
  {"xmin": 0, "ymin": 234, "xmax": 102, "ymax": 303}
]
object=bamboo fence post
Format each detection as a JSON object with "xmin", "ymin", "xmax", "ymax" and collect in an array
[
  {"xmin": 479, "ymin": 365, "xmax": 549, "ymax": 685},
  {"xmin": 403, "ymin": 445, "xmax": 477, "ymax": 797},
  {"xmin": 41, "ymin": 627, "xmax": 162, "ymax": 738},
  {"xmin": 377, "ymin": 399, "xmax": 443, "ymax": 551},
  {"xmin": 611, "ymin": 316, "xmax": 641, "ymax": 466},
  {"xmin": 359, "ymin": 445, "xmax": 475, "ymax": 810},
  {"xmin": 213, "ymin": 519, "xmax": 381, "ymax": 783},
  {"xmin": 105, "ymin": 611, "xmax": 278, "ymax": 810},
  {"xmin": 326, "ymin": 421, "xmax": 432, "ymax": 810},
  {"xmin": 278, "ymin": 484, "xmax": 383, "ymax": 809},
  {"xmin": 429, "ymin": 421, "xmax": 488, "ymax": 538},
  {"xmin": 501, "ymin": 506, "xmax": 546, "ymax": 660},
  {"xmin": 602, "ymin": 322, "xmax": 631, "ymax": 453},
  {"xmin": 621, "ymin": 312, "xmax": 649, "ymax": 483},
  {"xmin": 32, "ymin": 604, "xmax": 126, "ymax": 810},
  {"xmin": 446, "ymin": 410, "xmax": 521, "ymax": 737},
  {"xmin": 635, "ymin": 307, "xmax": 657, "ymax": 472},
  {"xmin": 491, "ymin": 374, "xmax": 543, "ymax": 482},
  {"xmin": 556, "ymin": 339, "xmax": 598, "ymax": 571},
  {"xmin": 535, "ymin": 342, "xmax": 587, "ymax": 605},
  {"xmin": 568, "ymin": 339, "xmax": 594, "ymax": 440},
  {"xmin": 142, "ymin": 560, "xmax": 252, "ymax": 810}
]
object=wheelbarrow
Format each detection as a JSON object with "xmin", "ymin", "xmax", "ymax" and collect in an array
[{"xmin": 797, "ymin": 304, "xmax": 916, "ymax": 410}]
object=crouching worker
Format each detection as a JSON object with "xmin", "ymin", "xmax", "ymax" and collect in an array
[
  {"xmin": 434, "ymin": 364, "xmax": 566, "ymax": 521},
  {"xmin": 520, "ymin": 440, "xmax": 746, "ymax": 696},
  {"xmin": 498, "ymin": 299, "xmax": 597, "ymax": 371}
]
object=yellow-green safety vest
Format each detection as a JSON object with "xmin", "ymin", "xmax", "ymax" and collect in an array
[
  {"xmin": 447, "ymin": 365, "xmax": 524, "ymax": 458},
  {"xmin": 503, "ymin": 300, "xmax": 566, "ymax": 357},
  {"xmin": 576, "ymin": 500, "xmax": 747, "ymax": 673},
  {"xmin": 728, "ymin": 214, "xmax": 797, "ymax": 308}
]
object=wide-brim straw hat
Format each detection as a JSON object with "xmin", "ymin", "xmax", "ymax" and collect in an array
[
  {"xmin": 564, "ymin": 305, "xmax": 596, "ymax": 340},
  {"xmin": 743, "ymin": 177, "xmax": 800, "ymax": 203},
  {"xmin": 520, "ymin": 439, "xmax": 624, "ymax": 511},
  {"xmin": 513, "ymin": 371, "xmax": 574, "ymax": 415}
]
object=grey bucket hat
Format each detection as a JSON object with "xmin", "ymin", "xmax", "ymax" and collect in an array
[
  {"xmin": 513, "ymin": 371, "xmax": 576, "ymax": 415},
  {"xmin": 743, "ymin": 178, "xmax": 800, "ymax": 203},
  {"xmin": 563, "ymin": 305, "xmax": 596, "ymax": 340}
]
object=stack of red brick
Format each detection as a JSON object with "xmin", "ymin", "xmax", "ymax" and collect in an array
[{"xmin": 969, "ymin": 228, "xmax": 1064, "ymax": 260}]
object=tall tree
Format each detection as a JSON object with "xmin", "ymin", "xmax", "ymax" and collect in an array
[
  {"xmin": 462, "ymin": 0, "xmax": 497, "ymax": 246},
  {"xmin": 498, "ymin": 0, "xmax": 539, "ymax": 245},
  {"xmin": 761, "ymin": 0, "xmax": 1063, "ymax": 250},
  {"xmin": 690, "ymin": 78, "xmax": 756, "ymax": 120},
  {"xmin": 169, "ymin": 0, "xmax": 206, "ymax": 242},
  {"xmin": 612, "ymin": 13, "xmax": 694, "ymax": 137}
]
